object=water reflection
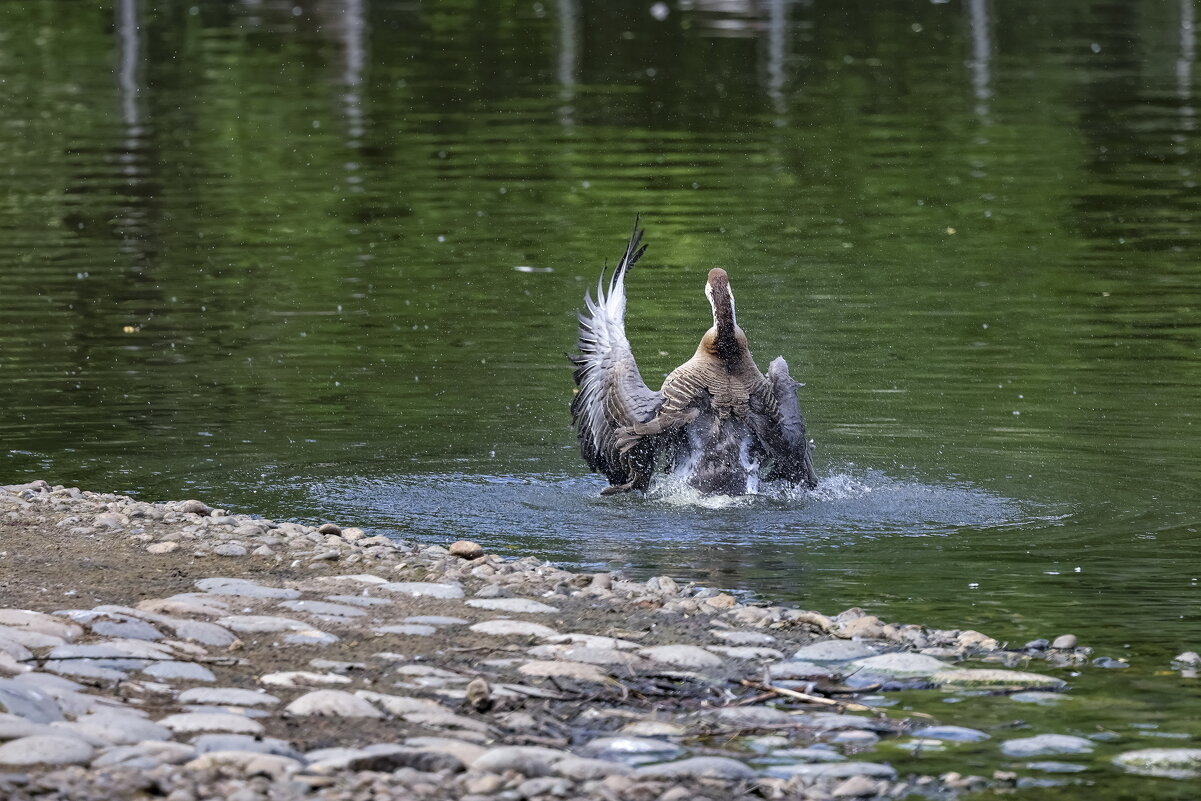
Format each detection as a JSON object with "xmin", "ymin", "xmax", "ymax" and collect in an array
[{"xmin": 966, "ymin": 0, "xmax": 992, "ymax": 118}]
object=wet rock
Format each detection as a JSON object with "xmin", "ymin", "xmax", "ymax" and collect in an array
[
  {"xmin": 792, "ymin": 640, "xmax": 880, "ymax": 663},
  {"xmin": 582, "ymin": 736, "xmax": 684, "ymax": 764},
  {"xmin": 317, "ymin": 523, "xmax": 342, "ymax": 536},
  {"xmin": 1092, "ymin": 656, "xmax": 1130, "ymax": 669},
  {"xmin": 706, "ymin": 645, "xmax": 784, "ymax": 660},
  {"xmin": 619, "ymin": 720, "xmax": 688, "ymax": 737},
  {"xmin": 1112, "ymin": 748, "xmax": 1201, "ymax": 778},
  {"xmin": 711, "ymin": 629, "xmax": 776, "ymax": 646},
  {"xmin": 711, "ymin": 706, "xmax": 795, "ymax": 727},
  {"xmin": 465, "ymin": 598, "xmax": 559, "ymax": 614},
  {"xmin": 635, "ymin": 756, "xmax": 755, "ymax": 780},
  {"xmin": 932, "ymin": 668, "xmax": 1066, "ymax": 690},
  {"xmin": 556, "ymin": 756, "xmax": 633, "ymax": 779},
  {"xmin": 1026, "ymin": 761, "xmax": 1090, "ymax": 773},
  {"xmin": 1009, "ymin": 691, "xmax": 1070, "ymax": 705},
  {"xmin": 912, "ymin": 725, "xmax": 990, "ymax": 743},
  {"xmin": 0, "ymin": 734, "xmax": 94, "ymax": 766},
  {"xmin": 1051, "ymin": 634, "xmax": 1078, "ymax": 649},
  {"xmin": 638, "ymin": 644, "xmax": 722, "ymax": 669},
  {"xmin": 766, "ymin": 761, "xmax": 898, "ymax": 780},
  {"xmin": 284, "ymin": 690, "xmax": 384, "ymax": 718},
  {"xmin": 449, "ymin": 540, "xmax": 484, "ymax": 559},
  {"xmin": 848, "ymin": 652, "xmax": 950, "ymax": 678},
  {"xmin": 1172, "ymin": 651, "xmax": 1201, "ymax": 666},
  {"xmin": 1001, "ymin": 734, "xmax": 1094, "ymax": 757},
  {"xmin": 767, "ymin": 660, "xmax": 835, "ymax": 679}
]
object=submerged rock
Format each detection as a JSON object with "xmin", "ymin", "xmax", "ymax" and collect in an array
[{"xmin": 1113, "ymin": 748, "xmax": 1201, "ymax": 779}]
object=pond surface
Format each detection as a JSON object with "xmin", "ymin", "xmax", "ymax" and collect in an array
[{"xmin": 1, "ymin": 0, "xmax": 1199, "ymax": 795}]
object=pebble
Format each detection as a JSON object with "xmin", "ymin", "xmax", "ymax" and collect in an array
[
  {"xmin": 471, "ymin": 745, "xmax": 571, "ymax": 775},
  {"xmin": 832, "ymin": 775, "xmax": 883, "ymax": 798},
  {"xmin": 213, "ymin": 543, "xmax": 247, "ymax": 557},
  {"xmin": 259, "ymin": 671, "xmax": 351, "ymax": 688},
  {"xmin": 848, "ymin": 652, "xmax": 950, "ymax": 678},
  {"xmin": 284, "ymin": 690, "xmax": 384, "ymax": 718},
  {"xmin": 146, "ymin": 542, "xmax": 179, "ymax": 554},
  {"xmin": 449, "ymin": 540, "xmax": 484, "ymax": 559},
  {"xmin": 142, "ymin": 661, "xmax": 216, "ymax": 682},
  {"xmin": 191, "ymin": 734, "xmax": 300, "ymax": 758},
  {"xmin": 710, "ymin": 629, "xmax": 776, "ymax": 645},
  {"xmin": 0, "ymin": 734, "xmax": 94, "ymax": 766},
  {"xmin": 1051, "ymin": 634, "xmax": 1078, "ymax": 649},
  {"xmin": 215, "ymin": 615, "xmax": 311, "ymax": 633},
  {"xmin": 186, "ymin": 750, "xmax": 302, "ymax": 778},
  {"xmin": 1000, "ymin": 734, "xmax": 1095, "ymax": 757},
  {"xmin": 555, "ymin": 756, "xmax": 633, "ymax": 779},
  {"xmin": 1009, "ymin": 691, "xmax": 1070, "ymax": 705},
  {"xmin": 768, "ymin": 660, "xmax": 835, "ymax": 679},
  {"xmin": 582, "ymin": 736, "xmax": 684, "ymax": 763},
  {"xmin": 766, "ymin": 761, "xmax": 898, "ymax": 780}
]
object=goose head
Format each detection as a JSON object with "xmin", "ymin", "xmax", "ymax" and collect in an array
[{"xmin": 703, "ymin": 268, "xmax": 746, "ymax": 360}]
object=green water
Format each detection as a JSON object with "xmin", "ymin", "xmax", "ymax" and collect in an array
[{"xmin": 1, "ymin": 0, "xmax": 1199, "ymax": 794}]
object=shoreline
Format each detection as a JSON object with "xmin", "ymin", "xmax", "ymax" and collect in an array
[{"xmin": 0, "ymin": 480, "xmax": 1187, "ymax": 799}]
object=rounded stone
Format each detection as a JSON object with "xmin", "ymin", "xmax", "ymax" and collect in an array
[
  {"xmin": 450, "ymin": 540, "xmax": 484, "ymax": 559},
  {"xmin": 471, "ymin": 745, "xmax": 571, "ymax": 776},
  {"xmin": 284, "ymin": 690, "xmax": 384, "ymax": 718},
  {"xmin": 791, "ymin": 640, "xmax": 880, "ymax": 663},
  {"xmin": 638, "ymin": 644, "xmax": 722, "ymax": 669},
  {"xmin": 911, "ymin": 725, "xmax": 990, "ymax": 743},
  {"xmin": 1113, "ymin": 748, "xmax": 1201, "ymax": 778},
  {"xmin": 0, "ymin": 734, "xmax": 94, "ymax": 766},
  {"xmin": 848, "ymin": 652, "xmax": 950, "ymax": 678},
  {"xmin": 1051, "ymin": 634, "xmax": 1078, "ymax": 649},
  {"xmin": 635, "ymin": 756, "xmax": 755, "ymax": 780},
  {"xmin": 178, "ymin": 500, "xmax": 213, "ymax": 516},
  {"xmin": 146, "ymin": 542, "xmax": 180, "ymax": 555},
  {"xmin": 157, "ymin": 712, "xmax": 264, "ymax": 735},
  {"xmin": 213, "ymin": 543, "xmax": 248, "ymax": 557},
  {"xmin": 1001, "ymin": 734, "xmax": 1094, "ymax": 757},
  {"xmin": 178, "ymin": 688, "xmax": 280, "ymax": 707},
  {"xmin": 932, "ymin": 669, "xmax": 1066, "ymax": 691}
]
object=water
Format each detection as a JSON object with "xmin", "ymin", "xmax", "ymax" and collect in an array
[{"xmin": 2, "ymin": 0, "xmax": 1200, "ymax": 794}]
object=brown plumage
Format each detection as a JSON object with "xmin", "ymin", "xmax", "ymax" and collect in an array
[{"xmin": 570, "ymin": 219, "xmax": 817, "ymax": 496}]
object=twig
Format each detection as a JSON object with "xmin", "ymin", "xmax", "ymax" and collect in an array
[{"xmin": 737, "ymin": 679, "xmax": 934, "ymax": 720}]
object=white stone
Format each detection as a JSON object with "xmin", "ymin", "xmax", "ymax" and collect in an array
[
  {"xmin": 465, "ymin": 598, "xmax": 559, "ymax": 614},
  {"xmin": 178, "ymin": 688, "xmax": 280, "ymax": 707},
  {"xmin": 848, "ymin": 652, "xmax": 950, "ymax": 677},
  {"xmin": 259, "ymin": 671, "xmax": 351, "ymax": 688},
  {"xmin": 157, "ymin": 712, "xmax": 264, "ymax": 735},
  {"xmin": 791, "ymin": 640, "xmax": 880, "ymax": 663},
  {"xmin": 1001, "ymin": 734, "xmax": 1095, "ymax": 757},
  {"xmin": 0, "ymin": 734, "xmax": 94, "ymax": 766},
  {"xmin": 185, "ymin": 751, "xmax": 302, "ymax": 778},
  {"xmin": 215, "ymin": 615, "xmax": 310, "ymax": 633},
  {"xmin": 469, "ymin": 620, "xmax": 560, "ymax": 639},
  {"xmin": 284, "ymin": 690, "xmax": 384, "ymax": 719},
  {"xmin": 517, "ymin": 661, "xmax": 609, "ymax": 683},
  {"xmin": 1113, "ymin": 748, "xmax": 1201, "ymax": 779},
  {"xmin": 635, "ymin": 756, "xmax": 755, "ymax": 780},
  {"xmin": 377, "ymin": 582, "xmax": 464, "ymax": 599}
]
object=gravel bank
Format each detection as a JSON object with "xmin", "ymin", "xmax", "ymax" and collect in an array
[{"xmin": 0, "ymin": 480, "xmax": 1129, "ymax": 800}]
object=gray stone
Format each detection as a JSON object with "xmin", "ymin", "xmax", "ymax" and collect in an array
[
  {"xmin": 635, "ymin": 756, "xmax": 755, "ymax": 780},
  {"xmin": 259, "ymin": 671, "xmax": 351, "ymax": 688},
  {"xmin": 355, "ymin": 691, "xmax": 446, "ymax": 716},
  {"xmin": 638, "ymin": 644, "xmax": 722, "ymax": 669},
  {"xmin": 92, "ymin": 741, "xmax": 196, "ymax": 768},
  {"xmin": 157, "ymin": 712, "xmax": 264, "ymax": 735},
  {"xmin": 195, "ymin": 578, "xmax": 300, "ymax": 599},
  {"xmin": 711, "ymin": 630, "xmax": 777, "ymax": 645},
  {"xmin": 178, "ymin": 500, "xmax": 213, "ymax": 516},
  {"xmin": 374, "ymin": 624, "xmax": 436, "ymax": 636},
  {"xmin": 471, "ymin": 745, "xmax": 571, "ymax": 776},
  {"xmin": 213, "ymin": 543, "xmax": 247, "ymax": 557},
  {"xmin": 711, "ymin": 706, "xmax": 795, "ymax": 726},
  {"xmin": 848, "ymin": 652, "xmax": 950, "ymax": 678},
  {"xmin": 282, "ymin": 630, "xmax": 339, "ymax": 646},
  {"xmin": 403, "ymin": 615, "xmax": 468, "ymax": 626},
  {"xmin": 0, "ymin": 678, "xmax": 64, "ymax": 722},
  {"xmin": 1051, "ymin": 634, "xmax": 1078, "ymax": 649},
  {"xmin": 178, "ymin": 688, "xmax": 280, "ymax": 707},
  {"xmin": 517, "ymin": 660, "xmax": 609, "ymax": 683},
  {"xmin": 792, "ymin": 640, "xmax": 881, "ymax": 663},
  {"xmin": 465, "ymin": 598, "xmax": 559, "ymax": 614},
  {"xmin": 1010, "ymin": 691, "xmax": 1070, "ymax": 705},
  {"xmin": 768, "ymin": 660, "xmax": 836, "ymax": 679},
  {"xmin": 190, "ymin": 734, "xmax": 300, "ymax": 759},
  {"xmin": 912, "ymin": 725, "xmax": 990, "ymax": 742},
  {"xmin": 1026, "ymin": 761, "xmax": 1090, "ymax": 773},
  {"xmin": 767, "ymin": 747, "xmax": 846, "ymax": 763},
  {"xmin": 765, "ymin": 761, "xmax": 898, "ymax": 780},
  {"xmin": 142, "ymin": 661, "xmax": 216, "ymax": 682},
  {"xmin": 215, "ymin": 615, "xmax": 310, "ymax": 633},
  {"xmin": 0, "ymin": 611, "xmax": 81, "ymax": 641},
  {"xmin": 449, "ymin": 540, "xmax": 484, "ymax": 559},
  {"xmin": 0, "ymin": 734, "xmax": 94, "ymax": 766},
  {"xmin": 1113, "ymin": 748, "xmax": 1201, "ymax": 779},
  {"xmin": 1001, "ymin": 734, "xmax": 1095, "ymax": 757},
  {"xmin": 469, "ymin": 620, "xmax": 559, "ymax": 639},
  {"xmin": 402, "ymin": 736, "xmax": 487, "ymax": 765},
  {"xmin": 51, "ymin": 712, "xmax": 171, "ymax": 745},
  {"xmin": 582, "ymin": 736, "xmax": 684, "ymax": 763},
  {"xmin": 284, "ymin": 690, "xmax": 384, "ymax": 718},
  {"xmin": 166, "ymin": 619, "xmax": 238, "ymax": 647},
  {"xmin": 325, "ymin": 595, "xmax": 392, "ymax": 608},
  {"xmin": 378, "ymin": 582, "xmax": 465, "ymax": 599},
  {"xmin": 278, "ymin": 600, "xmax": 366, "ymax": 618},
  {"xmin": 707, "ymin": 645, "xmax": 784, "ymax": 660}
]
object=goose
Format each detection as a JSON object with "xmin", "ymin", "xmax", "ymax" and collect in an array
[{"xmin": 570, "ymin": 219, "xmax": 818, "ymax": 496}]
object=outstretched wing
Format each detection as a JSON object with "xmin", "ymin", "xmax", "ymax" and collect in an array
[
  {"xmin": 569, "ymin": 218, "xmax": 664, "ymax": 491},
  {"xmin": 760, "ymin": 356, "xmax": 818, "ymax": 488}
]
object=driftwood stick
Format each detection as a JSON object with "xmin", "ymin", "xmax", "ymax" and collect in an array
[{"xmin": 737, "ymin": 679, "xmax": 934, "ymax": 720}]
